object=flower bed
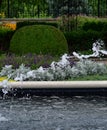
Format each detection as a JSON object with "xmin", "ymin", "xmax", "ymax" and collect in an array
[
  {"xmin": 0, "ymin": 53, "xmax": 107, "ymax": 95},
  {"xmin": 0, "ymin": 54, "xmax": 106, "ymax": 81}
]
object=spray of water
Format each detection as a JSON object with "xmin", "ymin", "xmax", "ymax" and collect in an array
[{"xmin": 73, "ymin": 39, "xmax": 107, "ymax": 60}]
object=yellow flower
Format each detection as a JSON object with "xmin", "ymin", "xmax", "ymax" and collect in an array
[
  {"xmin": 2, "ymin": 23, "xmax": 16, "ymax": 30},
  {"xmin": 0, "ymin": 77, "xmax": 15, "ymax": 82}
]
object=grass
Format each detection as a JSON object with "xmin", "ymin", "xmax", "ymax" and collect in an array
[{"xmin": 68, "ymin": 74, "xmax": 107, "ymax": 81}]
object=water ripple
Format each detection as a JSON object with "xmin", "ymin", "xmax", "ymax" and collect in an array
[{"xmin": 0, "ymin": 96, "xmax": 107, "ymax": 129}]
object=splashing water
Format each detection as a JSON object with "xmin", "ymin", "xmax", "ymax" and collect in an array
[
  {"xmin": 73, "ymin": 39, "xmax": 107, "ymax": 60},
  {"xmin": 0, "ymin": 96, "xmax": 107, "ymax": 129},
  {"xmin": 0, "ymin": 114, "xmax": 9, "ymax": 122},
  {"xmin": 0, "ymin": 80, "xmax": 11, "ymax": 94}
]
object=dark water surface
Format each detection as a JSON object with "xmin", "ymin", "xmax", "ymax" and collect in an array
[{"xmin": 0, "ymin": 96, "xmax": 107, "ymax": 130}]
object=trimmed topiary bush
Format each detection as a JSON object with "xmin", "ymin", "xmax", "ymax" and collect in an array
[{"xmin": 10, "ymin": 25, "xmax": 68, "ymax": 56}]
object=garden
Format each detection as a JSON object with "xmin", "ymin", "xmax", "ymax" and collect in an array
[
  {"xmin": 1, "ymin": 1, "xmax": 107, "ymax": 130},
  {"xmin": 1, "ymin": 11, "xmax": 107, "ymax": 95},
  {"xmin": 0, "ymin": 16, "xmax": 107, "ymax": 83}
]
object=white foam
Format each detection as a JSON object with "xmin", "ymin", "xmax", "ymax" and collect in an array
[
  {"xmin": 99, "ymin": 107, "xmax": 107, "ymax": 111},
  {"xmin": 0, "ymin": 114, "xmax": 9, "ymax": 122},
  {"xmin": 73, "ymin": 40, "xmax": 107, "ymax": 59}
]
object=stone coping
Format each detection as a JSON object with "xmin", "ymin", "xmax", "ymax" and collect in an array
[
  {"xmin": 0, "ymin": 18, "xmax": 58, "ymax": 23},
  {"xmin": 1, "ymin": 81, "xmax": 107, "ymax": 89}
]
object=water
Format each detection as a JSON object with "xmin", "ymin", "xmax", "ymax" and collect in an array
[{"xmin": 0, "ymin": 96, "xmax": 107, "ymax": 130}]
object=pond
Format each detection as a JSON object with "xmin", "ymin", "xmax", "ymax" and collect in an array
[{"xmin": 0, "ymin": 96, "xmax": 107, "ymax": 130}]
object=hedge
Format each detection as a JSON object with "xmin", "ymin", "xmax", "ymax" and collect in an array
[
  {"xmin": 10, "ymin": 25, "xmax": 68, "ymax": 56},
  {"xmin": 64, "ymin": 30, "xmax": 102, "ymax": 54}
]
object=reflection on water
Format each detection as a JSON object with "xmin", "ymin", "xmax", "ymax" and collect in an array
[{"xmin": 0, "ymin": 96, "xmax": 107, "ymax": 130}]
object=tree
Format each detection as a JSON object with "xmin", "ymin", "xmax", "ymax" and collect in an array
[
  {"xmin": 0, "ymin": 0, "xmax": 48, "ymax": 18},
  {"xmin": 48, "ymin": 0, "xmax": 107, "ymax": 17},
  {"xmin": 47, "ymin": 0, "xmax": 89, "ymax": 17},
  {"xmin": 0, "ymin": 0, "xmax": 107, "ymax": 18}
]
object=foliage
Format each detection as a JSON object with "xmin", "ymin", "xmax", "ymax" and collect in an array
[
  {"xmin": 58, "ymin": 15, "xmax": 107, "ymax": 32},
  {"xmin": 16, "ymin": 21, "xmax": 58, "ymax": 30},
  {"xmin": 0, "ymin": 54, "xmax": 107, "ymax": 94},
  {"xmin": 58, "ymin": 15, "xmax": 77, "ymax": 32},
  {"xmin": 0, "ymin": 53, "xmax": 59, "ymax": 70},
  {"xmin": 75, "ymin": 16, "xmax": 106, "ymax": 30},
  {"xmin": 71, "ymin": 60, "xmax": 107, "ymax": 77},
  {"xmin": 0, "ymin": 0, "xmax": 107, "ymax": 19},
  {"xmin": 10, "ymin": 25, "xmax": 68, "ymax": 55},
  {"xmin": 68, "ymin": 74, "xmax": 107, "ymax": 81},
  {"xmin": 50, "ymin": 0, "xmax": 90, "ymax": 17},
  {"xmin": 0, "ymin": 27, "xmax": 14, "ymax": 52},
  {"xmin": 64, "ymin": 30, "xmax": 101, "ymax": 53},
  {"xmin": 88, "ymin": 0, "xmax": 107, "ymax": 16},
  {"xmin": 77, "ymin": 18, "xmax": 107, "ymax": 49},
  {"xmin": 0, "ymin": 54, "xmax": 106, "ymax": 81},
  {"xmin": 82, "ymin": 21, "xmax": 107, "ymax": 31},
  {"xmin": 0, "ymin": 0, "xmax": 49, "ymax": 18},
  {"xmin": 0, "ymin": 12, "xmax": 5, "ymax": 18}
]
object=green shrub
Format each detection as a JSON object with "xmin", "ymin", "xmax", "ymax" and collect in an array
[
  {"xmin": 58, "ymin": 16, "xmax": 102, "ymax": 31},
  {"xmin": 10, "ymin": 25, "xmax": 68, "ymax": 56},
  {"xmin": 82, "ymin": 21, "xmax": 107, "ymax": 31},
  {"xmin": 58, "ymin": 16, "xmax": 107, "ymax": 31},
  {"xmin": 74, "ymin": 17, "xmax": 107, "ymax": 50},
  {"xmin": 101, "ymin": 30, "xmax": 107, "ymax": 49},
  {"xmin": 16, "ymin": 21, "xmax": 58, "ymax": 30},
  {"xmin": 0, "ymin": 27, "xmax": 14, "ymax": 52},
  {"xmin": 64, "ymin": 30, "xmax": 101, "ymax": 53}
]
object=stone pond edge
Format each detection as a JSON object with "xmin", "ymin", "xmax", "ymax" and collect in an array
[{"xmin": 1, "ymin": 81, "xmax": 107, "ymax": 89}]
